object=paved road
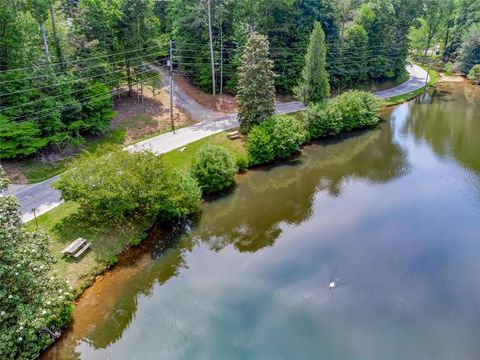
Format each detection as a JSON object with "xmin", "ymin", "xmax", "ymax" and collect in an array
[
  {"xmin": 374, "ymin": 64, "xmax": 428, "ymax": 99},
  {"xmin": 5, "ymin": 64, "xmax": 427, "ymax": 222}
]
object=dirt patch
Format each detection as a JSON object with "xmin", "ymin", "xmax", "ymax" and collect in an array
[
  {"xmin": 439, "ymin": 73, "xmax": 465, "ymax": 83},
  {"xmin": 1, "ymin": 161, "xmax": 28, "ymax": 184},
  {"xmin": 112, "ymin": 87, "xmax": 194, "ymax": 143},
  {"xmin": 173, "ymin": 74, "xmax": 238, "ymax": 113}
]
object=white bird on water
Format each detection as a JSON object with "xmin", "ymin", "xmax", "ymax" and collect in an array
[{"xmin": 329, "ymin": 278, "xmax": 340, "ymax": 289}]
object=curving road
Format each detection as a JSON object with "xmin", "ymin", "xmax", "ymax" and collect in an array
[{"xmin": 4, "ymin": 64, "xmax": 428, "ymax": 222}]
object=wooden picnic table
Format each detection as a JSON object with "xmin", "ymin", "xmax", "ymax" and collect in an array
[
  {"xmin": 226, "ymin": 130, "xmax": 240, "ymax": 140},
  {"xmin": 61, "ymin": 238, "xmax": 91, "ymax": 258}
]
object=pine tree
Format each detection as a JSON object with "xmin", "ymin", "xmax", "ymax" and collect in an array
[
  {"xmin": 295, "ymin": 21, "xmax": 330, "ymax": 104},
  {"xmin": 342, "ymin": 24, "xmax": 368, "ymax": 85},
  {"xmin": 236, "ymin": 31, "xmax": 275, "ymax": 131}
]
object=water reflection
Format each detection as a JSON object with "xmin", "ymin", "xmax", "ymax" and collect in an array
[{"xmin": 43, "ymin": 82, "xmax": 480, "ymax": 360}]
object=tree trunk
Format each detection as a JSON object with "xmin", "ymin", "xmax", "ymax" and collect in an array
[
  {"xmin": 40, "ymin": 24, "xmax": 51, "ymax": 62},
  {"xmin": 207, "ymin": 0, "xmax": 216, "ymax": 96},
  {"xmin": 125, "ymin": 56, "xmax": 132, "ymax": 96},
  {"xmin": 422, "ymin": 29, "xmax": 434, "ymax": 65},
  {"xmin": 49, "ymin": 1, "xmax": 64, "ymax": 69}
]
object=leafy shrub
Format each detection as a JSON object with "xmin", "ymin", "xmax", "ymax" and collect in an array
[
  {"xmin": 54, "ymin": 146, "xmax": 201, "ymax": 226},
  {"xmin": 236, "ymin": 155, "xmax": 249, "ymax": 173},
  {"xmin": 305, "ymin": 103, "xmax": 343, "ymax": 138},
  {"xmin": 335, "ymin": 90, "xmax": 381, "ymax": 131},
  {"xmin": 191, "ymin": 144, "xmax": 237, "ymax": 194},
  {"xmin": 444, "ymin": 61, "xmax": 454, "ymax": 75},
  {"xmin": 247, "ymin": 125, "xmax": 275, "ymax": 165},
  {"xmin": 467, "ymin": 64, "xmax": 480, "ymax": 84},
  {"xmin": 306, "ymin": 90, "xmax": 381, "ymax": 139},
  {"xmin": 0, "ymin": 166, "xmax": 73, "ymax": 359},
  {"xmin": 247, "ymin": 115, "xmax": 308, "ymax": 165},
  {"xmin": 269, "ymin": 115, "xmax": 309, "ymax": 159}
]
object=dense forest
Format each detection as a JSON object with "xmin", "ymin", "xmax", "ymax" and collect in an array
[{"xmin": 1, "ymin": 0, "xmax": 479, "ymax": 159}]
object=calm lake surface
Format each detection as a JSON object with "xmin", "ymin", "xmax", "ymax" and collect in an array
[{"xmin": 44, "ymin": 82, "xmax": 480, "ymax": 360}]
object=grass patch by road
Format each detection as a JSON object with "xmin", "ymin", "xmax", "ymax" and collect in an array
[
  {"xmin": 161, "ymin": 131, "xmax": 247, "ymax": 171},
  {"xmin": 383, "ymin": 67, "xmax": 439, "ymax": 107}
]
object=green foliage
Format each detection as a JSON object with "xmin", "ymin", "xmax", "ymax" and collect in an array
[
  {"xmin": 107, "ymin": 255, "xmax": 118, "ymax": 267},
  {"xmin": 0, "ymin": 165, "xmax": 10, "ymax": 191},
  {"xmin": 247, "ymin": 115, "xmax": 308, "ymax": 165},
  {"xmin": 237, "ymin": 32, "xmax": 276, "ymax": 131},
  {"xmin": 0, "ymin": 166, "xmax": 73, "ymax": 360},
  {"xmin": 191, "ymin": 144, "xmax": 238, "ymax": 194},
  {"xmin": 342, "ymin": 24, "xmax": 369, "ymax": 85},
  {"xmin": 269, "ymin": 115, "xmax": 309, "ymax": 159},
  {"xmin": 306, "ymin": 91, "xmax": 382, "ymax": 139},
  {"xmin": 468, "ymin": 64, "xmax": 480, "ymax": 84},
  {"xmin": 235, "ymin": 155, "xmax": 249, "ymax": 173},
  {"xmin": 444, "ymin": 61, "xmax": 454, "ymax": 75},
  {"xmin": 54, "ymin": 146, "xmax": 201, "ymax": 226},
  {"xmin": 247, "ymin": 125, "xmax": 275, "ymax": 165},
  {"xmin": 295, "ymin": 22, "xmax": 330, "ymax": 104},
  {"xmin": 457, "ymin": 24, "xmax": 480, "ymax": 74},
  {"xmin": 305, "ymin": 102, "xmax": 343, "ymax": 138},
  {"xmin": 334, "ymin": 90, "xmax": 382, "ymax": 131},
  {"xmin": 0, "ymin": 116, "xmax": 48, "ymax": 159}
]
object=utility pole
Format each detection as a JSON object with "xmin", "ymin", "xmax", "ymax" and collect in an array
[
  {"xmin": 220, "ymin": 24, "xmax": 223, "ymax": 95},
  {"xmin": 207, "ymin": 0, "xmax": 216, "ymax": 96},
  {"xmin": 31, "ymin": 208, "xmax": 38, "ymax": 231},
  {"xmin": 169, "ymin": 39, "xmax": 175, "ymax": 133}
]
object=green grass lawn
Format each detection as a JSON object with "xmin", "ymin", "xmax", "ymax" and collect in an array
[
  {"xmin": 26, "ymin": 201, "xmax": 150, "ymax": 295},
  {"xmin": 161, "ymin": 131, "xmax": 247, "ymax": 171}
]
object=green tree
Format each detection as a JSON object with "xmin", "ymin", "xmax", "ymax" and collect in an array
[
  {"xmin": 269, "ymin": 115, "xmax": 308, "ymax": 159},
  {"xmin": 0, "ymin": 165, "xmax": 73, "ymax": 360},
  {"xmin": 342, "ymin": 24, "xmax": 368, "ymax": 85},
  {"xmin": 295, "ymin": 22, "xmax": 330, "ymax": 104},
  {"xmin": 305, "ymin": 102, "xmax": 343, "ymax": 138},
  {"xmin": 468, "ymin": 64, "xmax": 480, "ymax": 84},
  {"xmin": 247, "ymin": 125, "xmax": 275, "ymax": 165},
  {"xmin": 236, "ymin": 31, "xmax": 275, "ymax": 131},
  {"xmin": 457, "ymin": 24, "xmax": 480, "ymax": 73},
  {"xmin": 191, "ymin": 144, "xmax": 237, "ymax": 194},
  {"xmin": 0, "ymin": 115, "xmax": 48, "ymax": 158},
  {"xmin": 54, "ymin": 147, "xmax": 201, "ymax": 225}
]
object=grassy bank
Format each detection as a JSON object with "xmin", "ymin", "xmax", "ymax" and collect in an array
[
  {"xmin": 25, "ymin": 201, "xmax": 151, "ymax": 296},
  {"xmin": 26, "ymin": 132, "xmax": 245, "ymax": 296},
  {"xmin": 161, "ymin": 131, "xmax": 247, "ymax": 171}
]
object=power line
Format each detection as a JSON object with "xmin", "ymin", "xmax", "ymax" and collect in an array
[
  {"xmin": 1, "ymin": 66, "xmax": 159, "ymax": 115},
  {"xmin": 0, "ymin": 48, "xmax": 166, "ymax": 85},
  {"xmin": 7, "ymin": 69, "xmax": 161, "ymax": 125},
  {"xmin": 0, "ymin": 42, "xmax": 169, "ymax": 75},
  {"xmin": 0, "ymin": 54, "xmax": 164, "ymax": 97}
]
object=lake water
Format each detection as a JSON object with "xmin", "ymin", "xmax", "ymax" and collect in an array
[{"xmin": 43, "ymin": 82, "xmax": 480, "ymax": 360}]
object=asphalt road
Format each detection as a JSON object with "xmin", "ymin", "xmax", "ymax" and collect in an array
[{"xmin": 5, "ymin": 64, "xmax": 427, "ymax": 222}]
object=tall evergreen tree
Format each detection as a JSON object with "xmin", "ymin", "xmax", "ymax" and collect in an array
[
  {"xmin": 236, "ymin": 31, "xmax": 275, "ymax": 131},
  {"xmin": 342, "ymin": 24, "xmax": 368, "ymax": 85},
  {"xmin": 295, "ymin": 22, "xmax": 330, "ymax": 104}
]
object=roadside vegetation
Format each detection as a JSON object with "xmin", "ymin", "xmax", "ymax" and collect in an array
[
  {"xmin": 0, "ymin": 168, "xmax": 73, "ymax": 360},
  {"xmin": 191, "ymin": 145, "xmax": 237, "ymax": 194}
]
